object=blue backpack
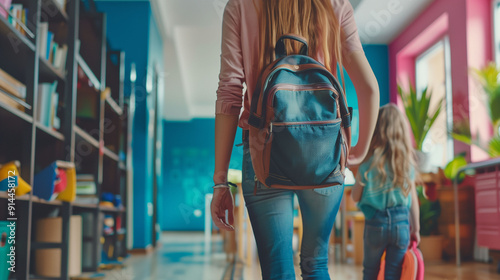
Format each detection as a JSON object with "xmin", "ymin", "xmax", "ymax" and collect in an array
[{"xmin": 247, "ymin": 34, "xmax": 352, "ymax": 190}]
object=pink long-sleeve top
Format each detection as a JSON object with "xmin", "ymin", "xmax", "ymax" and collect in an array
[{"xmin": 215, "ymin": 0, "xmax": 364, "ymax": 130}]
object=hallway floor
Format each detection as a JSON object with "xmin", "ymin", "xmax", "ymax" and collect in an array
[{"xmin": 103, "ymin": 232, "xmax": 500, "ymax": 280}]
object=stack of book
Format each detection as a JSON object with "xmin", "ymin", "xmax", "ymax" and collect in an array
[
  {"xmin": 75, "ymin": 174, "xmax": 98, "ymax": 205},
  {"xmin": 37, "ymin": 81, "xmax": 60, "ymax": 129},
  {"xmin": 39, "ymin": 22, "xmax": 68, "ymax": 71},
  {"xmin": 0, "ymin": 68, "xmax": 30, "ymax": 111},
  {"xmin": 1, "ymin": 2, "xmax": 33, "ymax": 38}
]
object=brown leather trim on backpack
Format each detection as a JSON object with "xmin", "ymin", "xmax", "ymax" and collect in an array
[
  {"xmin": 254, "ymin": 63, "xmax": 341, "ymax": 117},
  {"xmin": 248, "ymin": 109, "xmax": 275, "ymax": 188},
  {"xmin": 340, "ymin": 126, "xmax": 352, "ymax": 175}
]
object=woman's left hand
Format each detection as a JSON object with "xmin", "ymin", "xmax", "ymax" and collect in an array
[{"xmin": 210, "ymin": 187, "xmax": 235, "ymax": 231}]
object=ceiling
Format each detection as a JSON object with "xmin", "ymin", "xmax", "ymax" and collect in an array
[{"xmin": 152, "ymin": 0, "xmax": 435, "ymax": 120}]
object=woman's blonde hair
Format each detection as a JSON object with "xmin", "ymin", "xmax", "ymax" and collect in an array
[
  {"xmin": 257, "ymin": 0, "xmax": 344, "ymax": 75},
  {"xmin": 362, "ymin": 104, "xmax": 416, "ymax": 196}
]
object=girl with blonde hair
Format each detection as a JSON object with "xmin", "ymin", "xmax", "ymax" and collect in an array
[
  {"xmin": 212, "ymin": 0, "xmax": 380, "ymax": 278},
  {"xmin": 352, "ymin": 104, "xmax": 421, "ymax": 280}
]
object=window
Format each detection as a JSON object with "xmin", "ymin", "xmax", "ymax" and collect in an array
[
  {"xmin": 494, "ymin": 0, "xmax": 500, "ymax": 64},
  {"xmin": 415, "ymin": 38, "xmax": 453, "ymax": 170}
]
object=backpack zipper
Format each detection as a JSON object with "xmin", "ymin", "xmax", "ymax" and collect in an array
[
  {"xmin": 269, "ymin": 118, "xmax": 341, "ymax": 133},
  {"xmin": 265, "ymin": 83, "xmax": 337, "ymax": 105}
]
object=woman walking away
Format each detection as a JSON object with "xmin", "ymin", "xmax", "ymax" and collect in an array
[
  {"xmin": 352, "ymin": 104, "xmax": 421, "ymax": 280},
  {"xmin": 212, "ymin": 0, "xmax": 380, "ymax": 279}
]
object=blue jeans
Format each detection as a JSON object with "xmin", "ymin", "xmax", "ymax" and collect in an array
[
  {"xmin": 362, "ymin": 206, "xmax": 410, "ymax": 280},
  {"xmin": 242, "ymin": 141, "xmax": 343, "ymax": 280}
]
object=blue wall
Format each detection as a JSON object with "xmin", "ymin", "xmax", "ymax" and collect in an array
[
  {"xmin": 343, "ymin": 44, "xmax": 390, "ymax": 145},
  {"xmin": 160, "ymin": 45, "xmax": 390, "ymax": 231},
  {"xmin": 161, "ymin": 119, "xmax": 243, "ymax": 231},
  {"xmin": 96, "ymin": 1, "xmax": 164, "ymax": 249}
]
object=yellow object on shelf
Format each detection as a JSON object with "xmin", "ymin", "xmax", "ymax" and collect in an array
[
  {"xmin": 0, "ymin": 160, "xmax": 31, "ymax": 196},
  {"xmin": 56, "ymin": 162, "xmax": 76, "ymax": 202}
]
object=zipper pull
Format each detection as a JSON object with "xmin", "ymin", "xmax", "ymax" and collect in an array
[
  {"xmin": 254, "ymin": 175, "xmax": 258, "ymax": 195},
  {"xmin": 270, "ymin": 122, "xmax": 273, "ymax": 133}
]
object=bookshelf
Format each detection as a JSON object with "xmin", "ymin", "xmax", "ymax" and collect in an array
[{"xmin": 0, "ymin": 0, "xmax": 129, "ymax": 279}]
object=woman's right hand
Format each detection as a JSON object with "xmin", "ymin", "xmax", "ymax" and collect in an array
[
  {"xmin": 210, "ymin": 187, "xmax": 235, "ymax": 231},
  {"xmin": 347, "ymin": 145, "xmax": 367, "ymax": 167}
]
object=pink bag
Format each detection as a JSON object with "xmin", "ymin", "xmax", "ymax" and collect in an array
[
  {"xmin": 410, "ymin": 240, "xmax": 424, "ymax": 280},
  {"xmin": 377, "ymin": 240, "xmax": 424, "ymax": 280}
]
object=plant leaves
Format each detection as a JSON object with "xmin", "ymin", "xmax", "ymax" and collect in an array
[
  {"xmin": 443, "ymin": 155, "xmax": 468, "ymax": 182},
  {"xmin": 398, "ymin": 82, "xmax": 444, "ymax": 150},
  {"xmin": 489, "ymin": 136, "xmax": 500, "ymax": 158}
]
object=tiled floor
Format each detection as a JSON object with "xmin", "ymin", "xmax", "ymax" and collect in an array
[{"xmin": 103, "ymin": 232, "xmax": 500, "ymax": 280}]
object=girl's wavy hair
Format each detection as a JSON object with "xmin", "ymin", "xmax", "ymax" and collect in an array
[
  {"xmin": 256, "ymin": 0, "xmax": 345, "ymax": 80},
  {"xmin": 361, "ymin": 104, "xmax": 416, "ymax": 196}
]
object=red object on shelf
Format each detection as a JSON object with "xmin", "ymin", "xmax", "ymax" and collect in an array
[
  {"xmin": 116, "ymin": 216, "xmax": 122, "ymax": 231},
  {"xmin": 53, "ymin": 168, "xmax": 67, "ymax": 194},
  {"xmin": 475, "ymin": 166, "xmax": 500, "ymax": 250}
]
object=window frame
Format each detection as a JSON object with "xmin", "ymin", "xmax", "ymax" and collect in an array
[{"xmin": 414, "ymin": 37, "xmax": 454, "ymax": 166}]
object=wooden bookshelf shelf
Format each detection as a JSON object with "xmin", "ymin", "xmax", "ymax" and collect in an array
[
  {"xmin": 41, "ymin": 0, "xmax": 69, "ymax": 22},
  {"xmin": 0, "ymin": 1, "xmax": 130, "ymax": 277},
  {"xmin": 31, "ymin": 196, "xmax": 63, "ymax": 206},
  {"xmin": 30, "ymin": 276, "xmax": 63, "ymax": 280},
  {"xmin": 100, "ymin": 206, "xmax": 125, "ymax": 213},
  {"xmin": 72, "ymin": 202, "xmax": 98, "ymax": 210},
  {"xmin": 0, "ymin": 13, "xmax": 35, "ymax": 52},
  {"xmin": 103, "ymin": 146, "xmax": 119, "ymax": 162},
  {"xmin": 74, "ymin": 125, "xmax": 99, "ymax": 148},
  {"xmin": 35, "ymin": 122, "xmax": 65, "ymax": 141},
  {"xmin": 77, "ymin": 54, "xmax": 101, "ymax": 90},
  {"xmin": 105, "ymin": 95, "xmax": 123, "ymax": 116},
  {"xmin": 39, "ymin": 56, "xmax": 66, "ymax": 82},
  {"xmin": 0, "ymin": 100, "xmax": 33, "ymax": 123}
]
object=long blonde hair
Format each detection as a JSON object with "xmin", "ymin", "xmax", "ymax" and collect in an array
[
  {"xmin": 257, "ymin": 0, "xmax": 344, "ymax": 75},
  {"xmin": 362, "ymin": 104, "xmax": 416, "ymax": 196}
]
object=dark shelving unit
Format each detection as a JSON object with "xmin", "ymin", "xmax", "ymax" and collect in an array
[{"xmin": 0, "ymin": 0, "xmax": 129, "ymax": 279}]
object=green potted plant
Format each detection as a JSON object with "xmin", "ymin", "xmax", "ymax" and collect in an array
[
  {"xmin": 417, "ymin": 184, "xmax": 443, "ymax": 262},
  {"xmin": 398, "ymin": 82, "xmax": 444, "ymax": 172}
]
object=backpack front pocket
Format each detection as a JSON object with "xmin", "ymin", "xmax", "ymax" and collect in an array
[{"xmin": 266, "ymin": 118, "xmax": 342, "ymax": 186}]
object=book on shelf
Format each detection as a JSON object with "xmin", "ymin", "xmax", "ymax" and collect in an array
[
  {"xmin": 53, "ymin": 44, "xmax": 68, "ymax": 71},
  {"xmin": 39, "ymin": 22, "xmax": 68, "ymax": 71},
  {"xmin": 74, "ymin": 195, "xmax": 98, "ymax": 205},
  {"xmin": 39, "ymin": 22, "xmax": 48, "ymax": 59},
  {"xmin": 8, "ymin": 4, "xmax": 22, "ymax": 31},
  {"xmin": 0, "ymin": 67, "xmax": 26, "ymax": 98},
  {"xmin": 0, "ymin": 88, "xmax": 30, "ymax": 111},
  {"xmin": 0, "ymin": 0, "xmax": 12, "ymax": 19},
  {"xmin": 37, "ymin": 81, "xmax": 59, "ymax": 129},
  {"xmin": 76, "ymin": 174, "xmax": 96, "ymax": 195},
  {"xmin": 46, "ymin": 30, "xmax": 54, "ymax": 60},
  {"xmin": 7, "ymin": 4, "xmax": 32, "ymax": 37}
]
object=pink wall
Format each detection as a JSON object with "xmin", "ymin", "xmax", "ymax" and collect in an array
[
  {"xmin": 466, "ymin": 0, "xmax": 494, "ymax": 161},
  {"xmin": 389, "ymin": 0, "xmax": 493, "ymax": 161}
]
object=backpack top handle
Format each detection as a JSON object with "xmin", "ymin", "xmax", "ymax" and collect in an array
[{"xmin": 275, "ymin": 34, "xmax": 309, "ymax": 59}]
